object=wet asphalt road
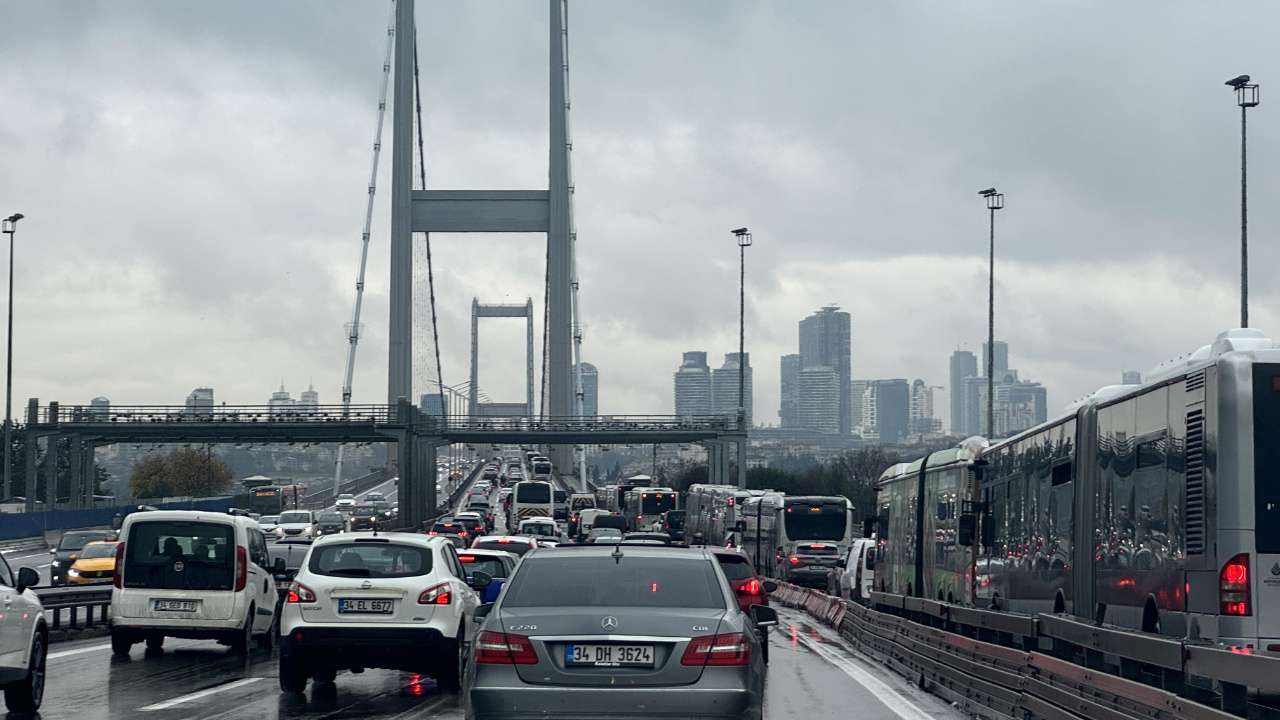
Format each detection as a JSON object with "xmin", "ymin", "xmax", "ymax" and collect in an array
[
  {"xmin": 14, "ymin": 470, "xmax": 966, "ymax": 720},
  {"xmin": 22, "ymin": 605, "xmax": 963, "ymax": 720}
]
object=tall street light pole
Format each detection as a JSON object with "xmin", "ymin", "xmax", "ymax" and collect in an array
[
  {"xmin": 732, "ymin": 228, "xmax": 752, "ymax": 490},
  {"xmin": 978, "ymin": 190, "xmax": 1003, "ymax": 439},
  {"xmin": 1, "ymin": 214, "xmax": 21, "ymax": 501},
  {"xmin": 1227, "ymin": 75, "xmax": 1259, "ymax": 328}
]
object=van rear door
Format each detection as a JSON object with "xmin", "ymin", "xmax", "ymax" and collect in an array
[{"xmin": 118, "ymin": 520, "xmax": 237, "ymax": 621}]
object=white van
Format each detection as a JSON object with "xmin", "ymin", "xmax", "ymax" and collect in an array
[{"xmin": 110, "ymin": 510, "xmax": 280, "ymax": 655}]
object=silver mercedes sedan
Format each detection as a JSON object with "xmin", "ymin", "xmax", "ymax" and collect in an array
[{"xmin": 464, "ymin": 544, "xmax": 776, "ymax": 720}]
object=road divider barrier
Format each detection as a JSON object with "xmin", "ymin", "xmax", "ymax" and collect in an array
[{"xmin": 769, "ymin": 583, "xmax": 1280, "ymax": 720}]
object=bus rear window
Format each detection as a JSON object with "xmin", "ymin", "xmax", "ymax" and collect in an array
[
  {"xmin": 516, "ymin": 483, "xmax": 551, "ymax": 503},
  {"xmin": 1254, "ymin": 365, "xmax": 1280, "ymax": 553},
  {"xmin": 784, "ymin": 506, "xmax": 847, "ymax": 541}
]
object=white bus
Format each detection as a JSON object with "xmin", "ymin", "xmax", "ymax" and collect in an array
[{"xmin": 511, "ymin": 480, "xmax": 554, "ymax": 527}]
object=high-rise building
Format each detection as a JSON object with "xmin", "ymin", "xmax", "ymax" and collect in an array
[
  {"xmin": 872, "ymin": 379, "xmax": 910, "ymax": 444},
  {"xmin": 982, "ymin": 341, "xmax": 1009, "ymax": 376},
  {"xmin": 850, "ymin": 380, "xmax": 871, "ymax": 437},
  {"xmin": 1122, "ymin": 371, "xmax": 1141, "ymax": 385},
  {"xmin": 420, "ymin": 393, "xmax": 446, "ymax": 418},
  {"xmin": 711, "ymin": 352, "xmax": 753, "ymax": 427},
  {"xmin": 577, "ymin": 362, "xmax": 599, "ymax": 418},
  {"xmin": 90, "ymin": 396, "xmax": 110, "ymax": 420},
  {"xmin": 909, "ymin": 379, "xmax": 941, "ymax": 436},
  {"xmin": 779, "ymin": 354, "xmax": 800, "ymax": 427},
  {"xmin": 185, "ymin": 388, "xmax": 214, "ymax": 413},
  {"xmin": 797, "ymin": 366, "xmax": 840, "ymax": 434},
  {"xmin": 798, "ymin": 306, "xmax": 852, "ymax": 434},
  {"xmin": 674, "ymin": 352, "xmax": 712, "ymax": 416},
  {"xmin": 298, "ymin": 382, "xmax": 319, "ymax": 410},
  {"xmin": 949, "ymin": 350, "xmax": 977, "ymax": 435},
  {"xmin": 268, "ymin": 384, "xmax": 294, "ymax": 417}
]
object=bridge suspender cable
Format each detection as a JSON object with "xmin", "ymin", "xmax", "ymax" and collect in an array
[
  {"xmin": 413, "ymin": 29, "xmax": 447, "ymax": 424},
  {"xmin": 334, "ymin": 0, "xmax": 397, "ymax": 498}
]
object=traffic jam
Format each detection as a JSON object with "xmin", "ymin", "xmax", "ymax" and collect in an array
[{"xmin": 0, "ymin": 454, "xmax": 953, "ymax": 720}]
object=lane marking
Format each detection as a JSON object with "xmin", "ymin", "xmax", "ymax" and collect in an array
[
  {"xmin": 48, "ymin": 642, "xmax": 112, "ymax": 660},
  {"xmin": 783, "ymin": 617, "xmax": 935, "ymax": 720},
  {"xmin": 139, "ymin": 677, "xmax": 264, "ymax": 711}
]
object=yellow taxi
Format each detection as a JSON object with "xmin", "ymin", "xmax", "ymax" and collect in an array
[{"xmin": 66, "ymin": 540, "xmax": 119, "ymax": 585}]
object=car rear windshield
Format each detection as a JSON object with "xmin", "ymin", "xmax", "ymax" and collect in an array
[
  {"xmin": 714, "ymin": 554, "xmax": 755, "ymax": 581},
  {"xmin": 280, "ymin": 511, "xmax": 311, "ymax": 524},
  {"xmin": 503, "ymin": 556, "xmax": 725, "ymax": 609},
  {"xmin": 458, "ymin": 555, "xmax": 508, "ymax": 578},
  {"xmin": 59, "ymin": 531, "xmax": 109, "ymax": 550},
  {"xmin": 473, "ymin": 540, "xmax": 533, "ymax": 556},
  {"xmin": 124, "ymin": 521, "xmax": 234, "ymax": 590},
  {"xmin": 308, "ymin": 543, "xmax": 432, "ymax": 578},
  {"xmin": 317, "ymin": 514, "xmax": 344, "ymax": 524},
  {"xmin": 80, "ymin": 542, "xmax": 118, "ymax": 560}
]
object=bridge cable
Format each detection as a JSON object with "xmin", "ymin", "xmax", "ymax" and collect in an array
[
  {"xmin": 413, "ymin": 29, "xmax": 447, "ymax": 423},
  {"xmin": 333, "ymin": 0, "xmax": 397, "ymax": 497}
]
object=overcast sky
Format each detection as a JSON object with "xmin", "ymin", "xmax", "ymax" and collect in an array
[{"xmin": 0, "ymin": 1, "xmax": 1277, "ymax": 430}]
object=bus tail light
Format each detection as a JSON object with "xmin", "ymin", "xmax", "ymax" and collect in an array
[{"xmin": 1220, "ymin": 554, "xmax": 1251, "ymax": 616}]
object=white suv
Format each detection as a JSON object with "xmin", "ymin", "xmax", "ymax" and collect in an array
[
  {"xmin": 278, "ymin": 532, "xmax": 487, "ymax": 694},
  {"xmin": 0, "ymin": 556, "xmax": 45, "ymax": 712},
  {"xmin": 110, "ymin": 510, "xmax": 280, "ymax": 655}
]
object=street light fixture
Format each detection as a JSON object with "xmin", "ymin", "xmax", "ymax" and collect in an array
[
  {"xmin": 732, "ymin": 227, "xmax": 751, "ymax": 490},
  {"xmin": 0, "ymin": 213, "xmax": 22, "ymax": 502},
  {"xmin": 977, "ymin": 190, "xmax": 1003, "ymax": 439},
  {"xmin": 1226, "ymin": 75, "xmax": 1259, "ymax": 328}
]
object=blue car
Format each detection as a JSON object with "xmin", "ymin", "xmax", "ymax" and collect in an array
[{"xmin": 459, "ymin": 549, "xmax": 517, "ymax": 603}]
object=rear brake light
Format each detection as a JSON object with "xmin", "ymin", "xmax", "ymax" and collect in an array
[
  {"xmin": 789, "ymin": 555, "xmax": 801, "ymax": 565},
  {"xmin": 235, "ymin": 546, "xmax": 248, "ymax": 591},
  {"xmin": 287, "ymin": 582, "xmax": 316, "ymax": 603},
  {"xmin": 681, "ymin": 633, "xmax": 750, "ymax": 666},
  {"xmin": 419, "ymin": 583, "xmax": 452, "ymax": 605},
  {"xmin": 459, "ymin": 555, "xmax": 475, "ymax": 562},
  {"xmin": 1220, "ymin": 554, "xmax": 1251, "ymax": 616},
  {"xmin": 738, "ymin": 579, "xmax": 762, "ymax": 595},
  {"xmin": 474, "ymin": 631, "xmax": 538, "ymax": 664},
  {"xmin": 113, "ymin": 541, "xmax": 126, "ymax": 588}
]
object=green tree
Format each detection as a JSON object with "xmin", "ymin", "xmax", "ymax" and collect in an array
[{"xmin": 129, "ymin": 448, "xmax": 233, "ymax": 499}]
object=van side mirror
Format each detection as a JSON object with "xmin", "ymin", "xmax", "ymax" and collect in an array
[
  {"xmin": 111, "ymin": 514, "xmax": 124, "ymax": 531},
  {"xmin": 862, "ymin": 515, "xmax": 876, "ymax": 539},
  {"xmin": 16, "ymin": 567, "xmax": 38, "ymax": 593},
  {"xmin": 469, "ymin": 570, "xmax": 492, "ymax": 590},
  {"xmin": 273, "ymin": 557, "xmax": 287, "ymax": 573},
  {"xmin": 835, "ymin": 558, "xmax": 847, "ymax": 569},
  {"xmin": 958, "ymin": 515, "xmax": 976, "ymax": 547}
]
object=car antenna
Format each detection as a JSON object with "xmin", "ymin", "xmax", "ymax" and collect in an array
[{"xmin": 611, "ymin": 544, "xmax": 624, "ymax": 564}]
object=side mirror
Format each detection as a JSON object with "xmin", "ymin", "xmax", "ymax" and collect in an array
[
  {"xmin": 469, "ymin": 570, "xmax": 492, "ymax": 590},
  {"xmin": 273, "ymin": 557, "xmax": 287, "ymax": 573},
  {"xmin": 111, "ymin": 514, "xmax": 124, "ymax": 531},
  {"xmin": 958, "ymin": 515, "xmax": 976, "ymax": 547},
  {"xmin": 763, "ymin": 580, "xmax": 778, "ymax": 593},
  {"xmin": 750, "ymin": 605, "xmax": 778, "ymax": 628},
  {"xmin": 16, "ymin": 567, "xmax": 38, "ymax": 593},
  {"xmin": 473, "ymin": 602, "xmax": 494, "ymax": 623},
  {"xmin": 862, "ymin": 515, "xmax": 877, "ymax": 539},
  {"xmin": 835, "ymin": 558, "xmax": 847, "ymax": 569}
]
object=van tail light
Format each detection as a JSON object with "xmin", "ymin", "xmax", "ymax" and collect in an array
[
  {"xmin": 287, "ymin": 581, "xmax": 316, "ymax": 603},
  {"xmin": 418, "ymin": 583, "xmax": 452, "ymax": 605},
  {"xmin": 234, "ymin": 546, "xmax": 248, "ymax": 592},
  {"xmin": 474, "ymin": 631, "xmax": 538, "ymax": 664},
  {"xmin": 681, "ymin": 633, "xmax": 750, "ymax": 666},
  {"xmin": 113, "ymin": 542, "xmax": 126, "ymax": 589},
  {"xmin": 1220, "ymin": 553, "xmax": 1252, "ymax": 616}
]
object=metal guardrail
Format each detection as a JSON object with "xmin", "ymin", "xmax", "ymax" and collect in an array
[
  {"xmin": 795, "ymin": 586, "xmax": 1280, "ymax": 718},
  {"xmin": 35, "ymin": 585, "xmax": 112, "ymax": 631}
]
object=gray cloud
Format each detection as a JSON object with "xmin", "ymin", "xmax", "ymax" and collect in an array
[{"xmin": 0, "ymin": 1, "xmax": 1277, "ymax": 428}]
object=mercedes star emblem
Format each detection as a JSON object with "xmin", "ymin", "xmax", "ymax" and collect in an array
[
  {"xmin": 172, "ymin": 560, "xmax": 185, "ymax": 572},
  {"xmin": 1271, "ymin": 562, "xmax": 1280, "ymax": 577},
  {"xmin": 361, "ymin": 580, "xmax": 373, "ymax": 589},
  {"xmin": 601, "ymin": 616, "xmax": 618, "ymax": 630}
]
